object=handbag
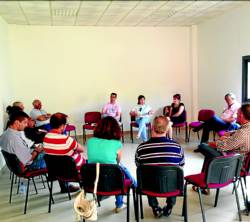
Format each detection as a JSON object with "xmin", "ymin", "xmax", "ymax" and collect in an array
[{"xmin": 74, "ymin": 163, "xmax": 100, "ymax": 221}]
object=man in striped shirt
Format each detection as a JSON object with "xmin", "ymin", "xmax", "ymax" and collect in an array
[
  {"xmin": 135, "ymin": 116, "xmax": 185, "ymax": 218},
  {"xmin": 43, "ymin": 112, "xmax": 86, "ymax": 193}
]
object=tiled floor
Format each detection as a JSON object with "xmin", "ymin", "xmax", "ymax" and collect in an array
[{"xmin": 0, "ymin": 133, "xmax": 249, "ymax": 222}]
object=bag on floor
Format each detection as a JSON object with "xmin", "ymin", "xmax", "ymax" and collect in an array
[{"xmin": 74, "ymin": 163, "xmax": 100, "ymax": 221}]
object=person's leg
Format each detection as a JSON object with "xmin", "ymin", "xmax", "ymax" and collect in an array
[
  {"xmin": 163, "ymin": 197, "xmax": 176, "ymax": 217},
  {"xmin": 147, "ymin": 196, "xmax": 162, "ymax": 217},
  {"xmin": 27, "ymin": 152, "xmax": 46, "ymax": 170},
  {"xmin": 115, "ymin": 195, "xmax": 123, "ymax": 209},
  {"xmin": 198, "ymin": 143, "xmax": 222, "ymax": 159},
  {"xmin": 119, "ymin": 164, "xmax": 137, "ymax": 187},
  {"xmin": 136, "ymin": 117, "xmax": 149, "ymax": 142}
]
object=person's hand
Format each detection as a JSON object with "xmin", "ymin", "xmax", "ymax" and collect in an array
[{"xmin": 34, "ymin": 144, "xmax": 43, "ymax": 153}]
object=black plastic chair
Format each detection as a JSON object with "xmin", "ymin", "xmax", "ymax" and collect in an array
[
  {"xmin": 136, "ymin": 165, "xmax": 186, "ymax": 222},
  {"xmin": 185, "ymin": 154, "xmax": 243, "ymax": 222},
  {"xmin": 130, "ymin": 115, "xmax": 151, "ymax": 143},
  {"xmin": 80, "ymin": 164, "xmax": 136, "ymax": 222},
  {"xmin": 1, "ymin": 150, "xmax": 48, "ymax": 214},
  {"xmin": 44, "ymin": 154, "xmax": 81, "ymax": 213}
]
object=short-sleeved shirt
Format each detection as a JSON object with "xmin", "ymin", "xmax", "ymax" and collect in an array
[
  {"xmin": 43, "ymin": 131, "xmax": 85, "ymax": 169},
  {"xmin": 132, "ymin": 104, "xmax": 152, "ymax": 121},
  {"xmin": 87, "ymin": 137, "xmax": 122, "ymax": 164},
  {"xmin": 102, "ymin": 102, "xmax": 121, "ymax": 120},
  {"xmin": 221, "ymin": 101, "xmax": 241, "ymax": 123},
  {"xmin": 30, "ymin": 108, "xmax": 50, "ymax": 127},
  {"xmin": 0, "ymin": 128, "xmax": 32, "ymax": 165}
]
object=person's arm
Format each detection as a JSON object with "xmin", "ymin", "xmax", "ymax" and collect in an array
[
  {"xmin": 102, "ymin": 105, "xmax": 107, "ymax": 115},
  {"xmin": 30, "ymin": 145, "xmax": 43, "ymax": 161},
  {"xmin": 75, "ymin": 143, "xmax": 84, "ymax": 153},
  {"xmin": 172, "ymin": 105, "xmax": 184, "ymax": 117},
  {"xmin": 36, "ymin": 114, "xmax": 50, "ymax": 121},
  {"xmin": 169, "ymin": 107, "xmax": 173, "ymax": 117},
  {"xmin": 117, "ymin": 149, "xmax": 122, "ymax": 163}
]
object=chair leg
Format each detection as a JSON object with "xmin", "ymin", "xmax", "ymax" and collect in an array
[
  {"xmin": 41, "ymin": 175, "xmax": 46, "ymax": 189},
  {"xmin": 135, "ymin": 192, "xmax": 139, "ymax": 222},
  {"xmin": 127, "ymin": 189, "xmax": 130, "ymax": 222},
  {"xmin": 66, "ymin": 183, "xmax": 71, "ymax": 200},
  {"xmin": 243, "ymin": 176, "xmax": 249, "ymax": 215},
  {"xmin": 185, "ymin": 123, "xmax": 188, "ymax": 142},
  {"xmin": 139, "ymin": 194, "xmax": 143, "ymax": 219},
  {"xmin": 214, "ymin": 189, "xmax": 220, "ymax": 207},
  {"xmin": 74, "ymin": 129, "xmax": 78, "ymax": 142},
  {"xmin": 188, "ymin": 127, "xmax": 191, "ymax": 142},
  {"xmin": 48, "ymin": 181, "xmax": 53, "ymax": 213},
  {"xmin": 82, "ymin": 128, "xmax": 86, "ymax": 144},
  {"xmin": 24, "ymin": 178, "xmax": 30, "ymax": 214},
  {"xmin": 9, "ymin": 172, "xmax": 14, "ymax": 203},
  {"xmin": 240, "ymin": 178, "xmax": 248, "ymax": 215},
  {"xmin": 32, "ymin": 178, "xmax": 38, "ymax": 194},
  {"xmin": 233, "ymin": 182, "xmax": 242, "ymax": 221},
  {"xmin": 182, "ymin": 181, "xmax": 188, "ymax": 222},
  {"xmin": 121, "ymin": 125, "xmax": 124, "ymax": 143},
  {"xmin": 130, "ymin": 126, "xmax": 133, "ymax": 143},
  {"xmin": 17, "ymin": 177, "xmax": 20, "ymax": 194},
  {"xmin": 132, "ymin": 188, "xmax": 137, "ymax": 221},
  {"xmin": 197, "ymin": 132, "xmax": 200, "ymax": 140},
  {"xmin": 197, "ymin": 187, "xmax": 206, "ymax": 222}
]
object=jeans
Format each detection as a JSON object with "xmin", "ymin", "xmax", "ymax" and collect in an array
[
  {"xmin": 115, "ymin": 164, "xmax": 137, "ymax": 208},
  {"xmin": 200, "ymin": 115, "xmax": 239, "ymax": 143},
  {"xmin": 136, "ymin": 117, "xmax": 150, "ymax": 142},
  {"xmin": 147, "ymin": 196, "xmax": 176, "ymax": 209},
  {"xmin": 27, "ymin": 152, "xmax": 46, "ymax": 170}
]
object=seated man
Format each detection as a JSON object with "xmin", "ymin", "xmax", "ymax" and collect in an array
[
  {"xmin": 102, "ymin": 92, "xmax": 121, "ymax": 122},
  {"xmin": 135, "ymin": 116, "xmax": 185, "ymax": 218},
  {"xmin": 43, "ymin": 112, "xmax": 86, "ymax": 192},
  {"xmin": 195, "ymin": 93, "xmax": 240, "ymax": 146},
  {"xmin": 30, "ymin": 99, "xmax": 51, "ymax": 130},
  {"xmin": 197, "ymin": 103, "xmax": 250, "ymax": 160},
  {"xmin": 0, "ymin": 111, "xmax": 45, "ymax": 171}
]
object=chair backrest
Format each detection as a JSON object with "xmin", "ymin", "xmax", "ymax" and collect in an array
[
  {"xmin": 80, "ymin": 164, "xmax": 125, "ymax": 194},
  {"xmin": 84, "ymin": 112, "xmax": 101, "ymax": 124},
  {"xmin": 242, "ymin": 152, "xmax": 250, "ymax": 174},
  {"xmin": 206, "ymin": 154, "xmax": 243, "ymax": 185},
  {"xmin": 44, "ymin": 154, "xmax": 79, "ymax": 181},
  {"xmin": 198, "ymin": 109, "xmax": 215, "ymax": 122},
  {"xmin": 1, "ymin": 150, "xmax": 25, "ymax": 175},
  {"xmin": 137, "ymin": 165, "xmax": 184, "ymax": 194}
]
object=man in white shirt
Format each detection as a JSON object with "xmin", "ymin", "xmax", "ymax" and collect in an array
[{"xmin": 102, "ymin": 93, "xmax": 121, "ymax": 122}]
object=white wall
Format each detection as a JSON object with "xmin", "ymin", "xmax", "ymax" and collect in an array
[
  {"xmin": 8, "ymin": 26, "xmax": 193, "ymax": 133},
  {"xmin": 0, "ymin": 17, "xmax": 12, "ymax": 170},
  {"xmin": 197, "ymin": 3, "xmax": 250, "ymax": 113}
]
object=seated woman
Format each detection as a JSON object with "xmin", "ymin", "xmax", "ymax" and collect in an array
[
  {"xmin": 130, "ymin": 95, "xmax": 153, "ymax": 142},
  {"xmin": 87, "ymin": 116, "xmax": 136, "ymax": 213},
  {"xmin": 169, "ymin": 94, "xmax": 186, "ymax": 125}
]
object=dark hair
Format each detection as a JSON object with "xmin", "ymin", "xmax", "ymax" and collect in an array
[
  {"xmin": 94, "ymin": 116, "xmax": 121, "ymax": 140},
  {"xmin": 110, "ymin": 92, "xmax": 117, "ymax": 97},
  {"xmin": 6, "ymin": 105, "xmax": 23, "ymax": 117},
  {"xmin": 241, "ymin": 103, "xmax": 250, "ymax": 121},
  {"xmin": 8, "ymin": 111, "xmax": 29, "ymax": 126},
  {"xmin": 173, "ymin": 94, "xmax": 181, "ymax": 100},
  {"xmin": 137, "ymin": 95, "xmax": 145, "ymax": 104},
  {"xmin": 50, "ymin": 112, "xmax": 68, "ymax": 129}
]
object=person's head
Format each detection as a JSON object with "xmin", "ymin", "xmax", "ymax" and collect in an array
[
  {"xmin": 6, "ymin": 105, "xmax": 23, "ymax": 117},
  {"xmin": 27, "ymin": 117, "xmax": 36, "ymax": 128},
  {"xmin": 8, "ymin": 111, "xmax": 29, "ymax": 131},
  {"xmin": 32, "ymin": 99, "xmax": 42, "ymax": 109},
  {"xmin": 137, "ymin": 95, "xmax": 145, "ymax": 105},
  {"xmin": 110, "ymin": 92, "xmax": 117, "ymax": 104},
  {"xmin": 50, "ymin": 112, "xmax": 68, "ymax": 132},
  {"xmin": 12, "ymin": 101, "xmax": 24, "ymax": 111},
  {"xmin": 173, "ymin": 94, "xmax": 181, "ymax": 104},
  {"xmin": 224, "ymin": 93, "xmax": 236, "ymax": 106},
  {"xmin": 237, "ymin": 103, "xmax": 250, "ymax": 124},
  {"xmin": 94, "ymin": 116, "xmax": 121, "ymax": 140},
  {"xmin": 152, "ymin": 116, "xmax": 170, "ymax": 136}
]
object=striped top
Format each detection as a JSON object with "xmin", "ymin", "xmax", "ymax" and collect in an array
[
  {"xmin": 43, "ymin": 131, "xmax": 85, "ymax": 169},
  {"xmin": 135, "ymin": 137, "xmax": 185, "ymax": 166}
]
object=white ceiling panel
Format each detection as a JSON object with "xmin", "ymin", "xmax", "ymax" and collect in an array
[{"xmin": 0, "ymin": 1, "xmax": 248, "ymax": 27}]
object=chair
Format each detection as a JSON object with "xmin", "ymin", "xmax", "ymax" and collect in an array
[
  {"xmin": 44, "ymin": 154, "xmax": 81, "ymax": 213},
  {"xmin": 82, "ymin": 112, "xmax": 101, "ymax": 144},
  {"xmin": 1, "ymin": 150, "xmax": 48, "ymax": 214},
  {"xmin": 185, "ymin": 154, "xmax": 243, "ymax": 222},
  {"xmin": 80, "ymin": 164, "xmax": 136, "ymax": 222},
  {"xmin": 136, "ymin": 165, "xmax": 187, "ymax": 222},
  {"xmin": 119, "ymin": 115, "xmax": 124, "ymax": 143},
  {"xmin": 65, "ymin": 123, "xmax": 77, "ymax": 140},
  {"xmin": 172, "ymin": 110, "xmax": 188, "ymax": 142},
  {"xmin": 130, "ymin": 115, "xmax": 151, "ymax": 143},
  {"xmin": 188, "ymin": 109, "xmax": 215, "ymax": 142}
]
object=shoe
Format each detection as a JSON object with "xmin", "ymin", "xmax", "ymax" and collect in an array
[
  {"xmin": 60, "ymin": 185, "xmax": 80, "ymax": 193},
  {"xmin": 162, "ymin": 205, "xmax": 172, "ymax": 217},
  {"xmin": 115, "ymin": 205, "xmax": 126, "ymax": 213},
  {"xmin": 192, "ymin": 186, "xmax": 210, "ymax": 195},
  {"xmin": 193, "ymin": 148, "xmax": 200, "ymax": 153},
  {"xmin": 152, "ymin": 206, "xmax": 162, "ymax": 218}
]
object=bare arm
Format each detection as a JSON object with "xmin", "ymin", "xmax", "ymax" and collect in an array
[
  {"xmin": 75, "ymin": 143, "xmax": 84, "ymax": 153},
  {"xmin": 172, "ymin": 105, "xmax": 184, "ymax": 117},
  {"xmin": 117, "ymin": 149, "xmax": 122, "ymax": 163},
  {"xmin": 36, "ymin": 114, "xmax": 50, "ymax": 121}
]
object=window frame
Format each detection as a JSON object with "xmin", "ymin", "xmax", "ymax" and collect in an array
[{"xmin": 242, "ymin": 55, "xmax": 250, "ymax": 103}]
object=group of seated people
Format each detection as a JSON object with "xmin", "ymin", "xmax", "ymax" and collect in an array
[{"xmin": 0, "ymin": 93, "xmax": 250, "ymax": 218}]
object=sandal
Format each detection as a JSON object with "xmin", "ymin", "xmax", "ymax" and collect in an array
[{"xmin": 192, "ymin": 186, "xmax": 210, "ymax": 195}]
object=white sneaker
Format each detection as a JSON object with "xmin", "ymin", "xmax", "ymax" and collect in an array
[{"xmin": 114, "ymin": 205, "xmax": 126, "ymax": 213}]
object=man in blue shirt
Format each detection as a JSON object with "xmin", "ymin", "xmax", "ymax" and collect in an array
[{"xmin": 135, "ymin": 116, "xmax": 184, "ymax": 218}]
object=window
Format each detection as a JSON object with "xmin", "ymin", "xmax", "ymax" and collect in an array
[{"xmin": 242, "ymin": 56, "xmax": 250, "ymax": 102}]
